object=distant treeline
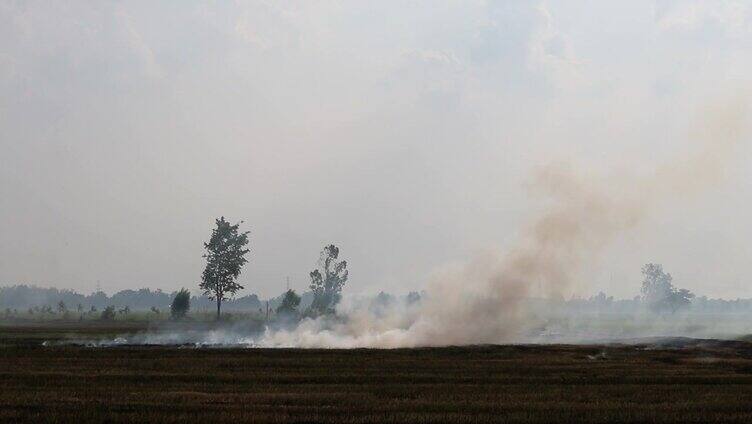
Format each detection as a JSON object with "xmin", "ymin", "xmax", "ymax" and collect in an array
[
  {"xmin": 4, "ymin": 283, "xmax": 752, "ymax": 316},
  {"xmin": 563, "ymin": 292, "xmax": 752, "ymax": 314},
  {"xmin": 0, "ymin": 285, "xmax": 312, "ymax": 312}
]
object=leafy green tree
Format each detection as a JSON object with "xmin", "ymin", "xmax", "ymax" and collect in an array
[
  {"xmin": 170, "ymin": 289, "xmax": 191, "ymax": 320},
  {"xmin": 199, "ymin": 217, "xmax": 251, "ymax": 319},
  {"xmin": 276, "ymin": 289, "xmax": 301, "ymax": 316},
  {"xmin": 308, "ymin": 244, "xmax": 348, "ymax": 316}
]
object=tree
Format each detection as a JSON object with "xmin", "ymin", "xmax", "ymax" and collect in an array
[
  {"xmin": 100, "ymin": 305, "xmax": 116, "ymax": 321},
  {"xmin": 57, "ymin": 300, "xmax": 67, "ymax": 315},
  {"xmin": 669, "ymin": 288, "xmax": 695, "ymax": 313},
  {"xmin": 308, "ymin": 244, "xmax": 348, "ymax": 316},
  {"xmin": 170, "ymin": 289, "xmax": 191, "ymax": 320},
  {"xmin": 590, "ymin": 291, "xmax": 614, "ymax": 310},
  {"xmin": 118, "ymin": 305, "xmax": 130, "ymax": 318},
  {"xmin": 640, "ymin": 263, "xmax": 694, "ymax": 314},
  {"xmin": 276, "ymin": 289, "xmax": 301, "ymax": 316},
  {"xmin": 199, "ymin": 217, "xmax": 251, "ymax": 319},
  {"xmin": 370, "ymin": 291, "xmax": 394, "ymax": 317}
]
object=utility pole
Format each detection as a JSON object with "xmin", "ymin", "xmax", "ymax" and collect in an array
[{"xmin": 286, "ymin": 276, "xmax": 290, "ymax": 292}]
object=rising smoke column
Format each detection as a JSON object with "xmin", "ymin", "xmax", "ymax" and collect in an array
[{"xmin": 259, "ymin": 97, "xmax": 750, "ymax": 348}]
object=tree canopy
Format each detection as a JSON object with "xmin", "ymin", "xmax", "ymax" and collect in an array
[
  {"xmin": 308, "ymin": 244, "xmax": 348, "ymax": 316},
  {"xmin": 199, "ymin": 217, "xmax": 251, "ymax": 319},
  {"xmin": 640, "ymin": 263, "xmax": 694, "ymax": 313},
  {"xmin": 276, "ymin": 289, "xmax": 302, "ymax": 317},
  {"xmin": 170, "ymin": 288, "xmax": 191, "ymax": 320}
]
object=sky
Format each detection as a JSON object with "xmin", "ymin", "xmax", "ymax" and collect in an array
[{"xmin": 1, "ymin": 0, "xmax": 751, "ymax": 299}]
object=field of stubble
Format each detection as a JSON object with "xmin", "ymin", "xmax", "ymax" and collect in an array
[{"xmin": 2, "ymin": 323, "xmax": 752, "ymax": 423}]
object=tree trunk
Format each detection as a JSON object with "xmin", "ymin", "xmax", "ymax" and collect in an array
[{"xmin": 216, "ymin": 297, "xmax": 221, "ymax": 320}]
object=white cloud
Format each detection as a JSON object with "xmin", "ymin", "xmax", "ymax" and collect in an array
[
  {"xmin": 527, "ymin": 4, "xmax": 584, "ymax": 90},
  {"xmin": 656, "ymin": 0, "xmax": 751, "ymax": 37}
]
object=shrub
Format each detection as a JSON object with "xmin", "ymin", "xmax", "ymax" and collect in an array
[
  {"xmin": 171, "ymin": 289, "xmax": 191, "ymax": 320},
  {"xmin": 100, "ymin": 306, "xmax": 116, "ymax": 321}
]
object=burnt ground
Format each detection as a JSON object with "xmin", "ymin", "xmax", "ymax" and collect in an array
[{"xmin": 2, "ymin": 323, "xmax": 752, "ymax": 423}]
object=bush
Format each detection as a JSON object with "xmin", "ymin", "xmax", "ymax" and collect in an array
[
  {"xmin": 276, "ymin": 289, "xmax": 301, "ymax": 316},
  {"xmin": 171, "ymin": 289, "xmax": 191, "ymax": 320},
  {"xmin": 100, "ymin": 306, "xmax": 116, "ymax": 321}
]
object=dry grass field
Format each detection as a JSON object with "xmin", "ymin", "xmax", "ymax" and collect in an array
[{"xmin": 2, "ymin": 323, "xmax": 752, "ymax": 423}]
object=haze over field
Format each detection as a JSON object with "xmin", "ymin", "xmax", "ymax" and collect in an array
[
  {"xmin": 9, "ymin": 6, "xmax": 752, "ymax": 424},
  {"xmin": 2, "ymin": 0, "xmax": 752, "ymax": 306}
]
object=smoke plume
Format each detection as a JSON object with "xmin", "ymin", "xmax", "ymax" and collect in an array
[
  {"xmin": 76, "ymin": 95, "xmax": 749, "ymax": 349},
  {"xmin": 256, "ymin": 95, "xmax": 749, "ymax": 348}
]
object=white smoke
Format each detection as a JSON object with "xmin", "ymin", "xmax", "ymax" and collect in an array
[
  {"xmin": 73, "ymin": 95, "xmax": 750, "ymax": 349},
  {"xmin": 253, "ymin": 95, "xmax": 749, "ymax": 348}
]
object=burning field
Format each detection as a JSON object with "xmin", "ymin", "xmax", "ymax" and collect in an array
[
  {"xmin": 5, "ymin": 2, "xmax": 752, "ymax": 422},
  {"xmin": 3, "ymin": 323, "xmax": 752, "ymax": 423},
  {"xmin": 0, "ymin": 95, "xmax": 748, "ymax": 422}
]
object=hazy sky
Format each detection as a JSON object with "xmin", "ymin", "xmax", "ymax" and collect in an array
[{"xmin": 1, "ymin": 1, "xmax": 751, "ymax": 299}]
